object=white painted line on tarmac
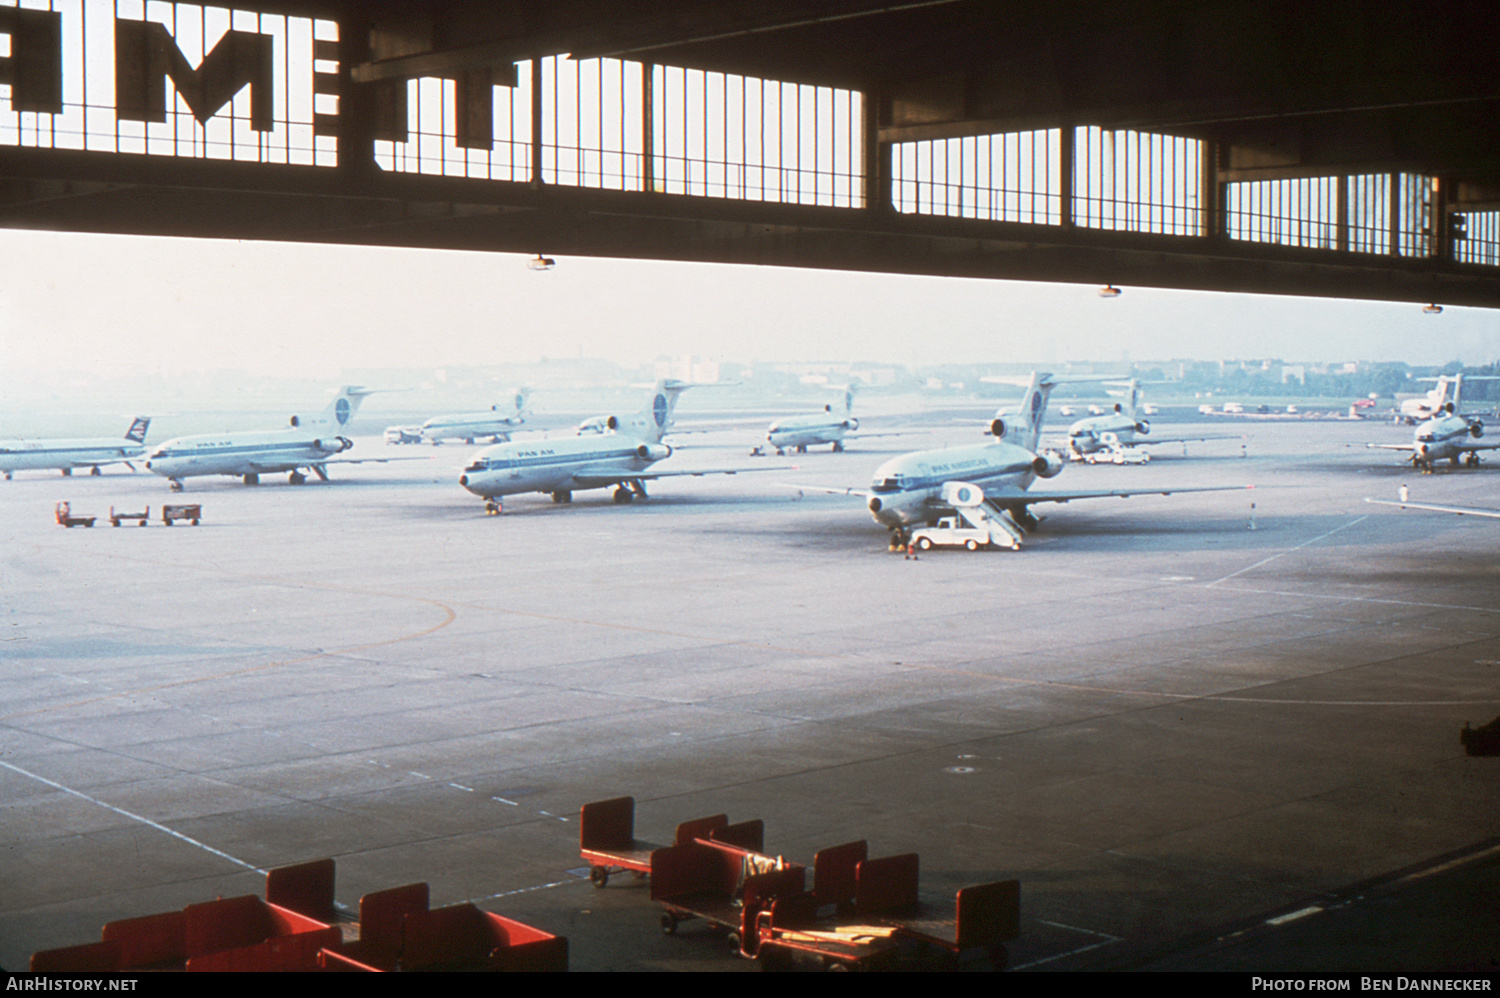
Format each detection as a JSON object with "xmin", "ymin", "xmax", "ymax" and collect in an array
[
  {"xmin": 1208, "ymin": 516, "xmax": 1368, "ymax": 584},
  {"xmin": 0, "ymin": 758, "xmax": 262, "ymax": 875},
  {"xmin": 1266, "ymin": 905, "xmax": 1323, "ymax": 925},
  {"xmin": 1012, "ymin": 920, "xmax": 1122, "ymax": 970}
]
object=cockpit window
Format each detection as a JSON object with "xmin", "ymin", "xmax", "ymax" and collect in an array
[{"xmin": 871, "ymin": 477, "xmax": 903, "ymax": 493}]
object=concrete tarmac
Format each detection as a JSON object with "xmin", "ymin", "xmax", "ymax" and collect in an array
[{"xmin": 1, "ymin": 417, "xmax": 1496, "ymax": 972}]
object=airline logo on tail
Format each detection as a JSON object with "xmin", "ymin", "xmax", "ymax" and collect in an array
[{"xmin": 125, "ymin": 417, "xmax": 151, "ymax": 443}]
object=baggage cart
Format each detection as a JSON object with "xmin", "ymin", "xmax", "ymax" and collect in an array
[
  {"xmin": 580, "ymin": 795, "xmax": 760, "ymax": 888},
  {"xmin": 162, "ymin": 503, "xmax": 201, "ymax": 525}
]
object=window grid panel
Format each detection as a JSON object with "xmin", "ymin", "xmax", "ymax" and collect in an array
[
  {"xmin": 891, "ymin": 128, "xmax": 1061, "ymax": 225},
  {"xmin": 1074, "ymin": 126, "xmax": 1203, "ymax": 236}
]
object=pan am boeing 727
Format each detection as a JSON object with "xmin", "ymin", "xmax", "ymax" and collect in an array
[
  {"xmin": 459, "ymin": 380, "xmax": 768, "ymax": 513},
  {"xmin": 146, "ymin": 387, "xmax": 413, "ymax": 491},
  {"xmin": 814, "ymin": 372, "xmax": 1249, "ymax": 549}
]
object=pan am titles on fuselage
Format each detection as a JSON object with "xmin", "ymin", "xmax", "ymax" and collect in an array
[
  {"xmin": 858, "ymin": 372, "xmax": 1249, "ymax": 550},
  {"xmin": 459, "ymin": 380, "xmax": 764, "ymax": 514}
]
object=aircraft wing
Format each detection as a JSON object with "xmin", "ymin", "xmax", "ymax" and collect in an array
[
  {"xmin": 774, "ymin": 482, "xmax": 872, "ymax": 498},
  {"xmin": 568, "ymin": 464, "xmax": 782, "ymax": 489},
  {"xmin": 1136, "ymin": 433, "xmax": 1243, "ymax": 446},
  {"xmin": 1365, "ymin": 497, "xmax": 1500, "ymax": 518},
  {"xmin": 986, "ymin": 483, "xmax": 1253, "ymax": 506},
  {"xmin": 1366, "ymin": 443, "xmax": 1416, "ymax": 452}
]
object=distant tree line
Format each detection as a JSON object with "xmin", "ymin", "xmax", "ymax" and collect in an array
[{"xmin": 1137, "ymin": 362, "xmax": 1500, "ymax": 401}]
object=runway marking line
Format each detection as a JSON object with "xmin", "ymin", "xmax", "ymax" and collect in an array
[
  {"xmin": 0, "ymin": 757, "xmax": 262, "ymax": 875},
  {"xmin": 1208, "ymin": 515, "xmax": 1369, "ymax": 585}
]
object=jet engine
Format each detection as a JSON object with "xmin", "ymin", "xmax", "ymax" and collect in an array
[
  {"xmin": 990, "ymin": 418, "xmax": 1007, "ymax": 439},
  {"xmin": 843, "ymin": 417, "xmax": 860, "ymax": 431},
  {"xmin": 313, "ymin": 436, "xmax": 352, "ymax": 453},
  {"xmin": 1135, "ymin": 420, "xmax": 1151, "ymax": 435},
  {"xmin": 1032, "ymin": 450, "xmax": 1066, "ymax": 478},
  {"xmin": 636, "ymin": 443, "xmax": 671, "ymax": 461},
  {"xmin": 1470, "ymin": 421, "xmax": 1485, "ymax": 438}
]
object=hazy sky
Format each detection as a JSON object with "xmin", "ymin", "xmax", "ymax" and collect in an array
[{"xmin": 1, "ymin": 228, "xmax": 1495, "ymax": 380}]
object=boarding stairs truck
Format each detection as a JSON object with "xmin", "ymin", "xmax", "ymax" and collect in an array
[{"xmin": 908, "ymin": 482, "xmax": 1027, "ymax": 551}]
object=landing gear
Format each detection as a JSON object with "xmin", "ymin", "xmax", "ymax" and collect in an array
[
  {"xmin": 797, "ymin": 444, "xmax": 808, "ymax": 453},
  {"xmin": 1466, "ymin": 453, "xmax": 1481, "ymax": 468},
  {"xmin": 832, "ymin": 441, "xmax": 844, "ymax": 453},
  {"xmin": 551, "ymin": 490, "xmax": 572, "ymax": 503},
  {"xmin": 90, "ymin": 466, "xmax": 102, "ymax": 476},
  {"xmin": 289, "ymin": 471, "xmax": 306, "ymax": 485},
  {"xmin": 169, "ymin": 479, "xmax": 184, "ymax": 492},
  {"xmin": 1013, "ymin": 508, "xmax": 1040, "ymax": 532},
  {"xmin": 61, "ymin": 468, "xmax": 72, "ymax": 476},
  {"xmin": 614, "ymin": 481, "xmax": 648, "ymax": 503},
  {"xmin": 243, "ymin": 473, "xmax": 260, "ymax": 485},
  {"xmin": 484, "ymin": 499, "xmax": 502, "ymax": 515}
]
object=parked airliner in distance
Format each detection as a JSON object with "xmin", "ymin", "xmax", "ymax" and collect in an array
[
  {"xmin": 145, "ymin": 387, "xmax": 407, "ymax": 491},
  {"xmin": 0, "ymin": 417, "xmax": 150, "ymax": 479},
  {"xmin": 460, "ymin": 380, "xmax": 762, "ymax": 513},
  {"xmin": 1368, "ymin": 401, "xmax": 1500, "ymax": 471},
  {"xmin": 420, "ymin": 389, "xmax": 530, "ymax": 444},
  {"xmin": 1393, "ymin": 374, "xmax": 1499, "ymax": 424},
  {"xmin": 1061, "ymin": 380, "xmax": 1237, "ymax": 460},
  {"xmin": 820, "ymin": 372, "xmax": 1247, "ymax": 549},
  {"xmin": 756, "ymin": 386, "xmax": 875, "ymax": 455}
]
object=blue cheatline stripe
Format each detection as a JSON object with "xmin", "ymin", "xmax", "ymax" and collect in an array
[{"xmin": 151, "ymin": 440, "xmax": 336, "ymax": 459}]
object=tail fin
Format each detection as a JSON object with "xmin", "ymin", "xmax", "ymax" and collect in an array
[
  {"xmin": 1018, "ymin": 373, "xmax": 1058, "ymax": 451},
  {"xmin": 1126, "ymin": 380, "xmax": 1141, "ymax": 421},
  {"xmin": 125, "ymin": 417, "xmax": 150, "ymax": 443},
  {"xmin": 641, "ymin": 379, "xmax": 696, "ymax": 444},
  {"xmin": 991, "ymin": 372, "xmax": 1057, "ymax": 451},
  {"xmin": 843, "ymin": 384, "xmax": 858, "ymax": 415},
  {"xmin": 290, "ymin": 386, "xmax": 376, "ymax": 429},
  {"xmin": 512, "ymin": 388, "xmax": 532, "ymax": 418}
]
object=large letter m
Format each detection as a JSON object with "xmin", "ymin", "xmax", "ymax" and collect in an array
[{"xmin": 116, "ymin": 19, "xmax": 273, "ymax": 130}]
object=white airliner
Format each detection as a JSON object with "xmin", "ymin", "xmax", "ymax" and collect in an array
[
  {"xmin": 762, "ymin": 386, "xmax": 864, "ymax": 455},
  {"xmin": 459, "ymin": 380, "xmax": 762, "ymax": 513},
  {"xmin": 0, "ymin": 417, "xmax": 150, "ymax": 480},
  {"xmin": 1394, "ymin": 374, "xmax": 1500, "ymax": 424},
  {"xmin": 823, "ymin": 372, "xmax": 1246, "ymax": 548},
  {"xmin": 145, "ymin": 387, "xmax": 405, "ymax": 491},
  {"xmin": 1368, "ymin": 402, "xmax": 1500, "ymax": 471},
  {"xmin": 420, "ymin": 389, "xmax": 531, "ymax": 444},
  {"xmin": 1062, "ymin": 380, "xmax": 1238, "ymax": 460}
]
